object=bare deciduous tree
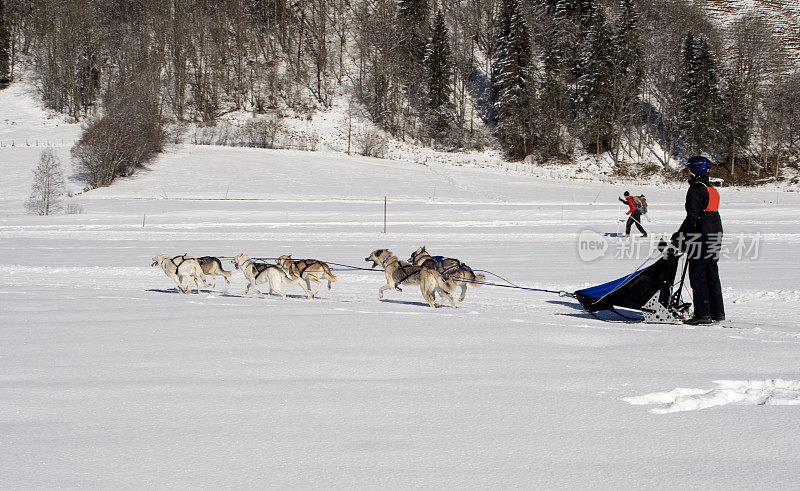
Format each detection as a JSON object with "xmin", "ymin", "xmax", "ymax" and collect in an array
[{"xmin": 26, "ymin": 148, "xmax": 65, "ymax": 216}]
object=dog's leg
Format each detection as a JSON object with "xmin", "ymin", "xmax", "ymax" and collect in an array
[
  {"xmin": 175, "ymin": 276, "xmax": 188, "ymax": 294},
  {"xmin": 445, "ymin": 290, "xmax": 456, "ymax": 308},
  {"xmin": 422, "ymin": 288, "xmax": 436, "ymax": 308},
  {"xmin": 459, "ymin": 282, "xmax": 467, "ymax": 302},
  {"xmin": 297, "ymin": 278, "xmax": 312, "ymax": 300},
  {"xmin": 303, "ymin": 278, "xmax": 314, "ymax": 298},
  {"xmin": 310, "ymin": 277, "xmax": 322, "ymax": 297},
  {"xmin": 378, "ymin": 283, "xmax": 393, "ymax": 299},
  {"xmin": 438, "ymin": 288, "xmax": 456, "ymax": 308}
]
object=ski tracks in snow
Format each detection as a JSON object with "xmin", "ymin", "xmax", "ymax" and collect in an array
[
  {"xmin": 423, "ymin": 162, "xmax": 510, "ymax": 203},
  {"xmin": 623, "ymin": 379, "xmax": 800, "ymax": 414}
]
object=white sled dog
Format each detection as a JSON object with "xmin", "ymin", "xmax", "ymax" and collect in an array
[
  {"xmin": 276, "ymin": 254, "xmax": 337, "ymax": 298},
  {"xmin": 408, "ymin": 246, "xmax": 485, "ymax": 302},
  {"xmin": 196, "ymin": 256, "xmax": 232, "ymax": 288},
  {"xmin": 151, "ymin": 253, "xmax": 207, "ymax": 294},
  {"xmin": 234, "ymin": 253, "xmax": 312, "ymax": 299},
  {"xmin": 365, "ymin": 249, "xmax": 457, "ymax": 308}
]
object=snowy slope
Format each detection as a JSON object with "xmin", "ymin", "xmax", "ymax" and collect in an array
[
  {"xmin": 701, "ymin": 0, "xmax": 800, "ymax": 64},
  {"xmin": 2, "ymin": 83, "xmax": 800, "ymax": 488},
  {"xmin": 0, "ymin": 79, "xmax": 83, "ymax": 213}
]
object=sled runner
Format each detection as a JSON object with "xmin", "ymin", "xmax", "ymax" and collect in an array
[{"xmin": 574, "ymin": 242, "xmax": 691, "ymax": 323}]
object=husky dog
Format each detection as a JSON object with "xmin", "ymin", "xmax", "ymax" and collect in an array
[
  {"xmin": 276, "ymin": 254, "xmax": 337, "ymax": 298},
  {"xmin": 408, "ymin": 246, "xmax": 485, "ymax": 302},
  {"xmin": 234, "ymin": 253, "xmax": 312, "ymax": 299},
  {"xmin": 151, "ymin": 253, "xmax": 207, "ymax": 294},
  {"xmin": 365, "ymin": 249, "xmax": 457, "ymax": 308},
  {"xmin": 196, "ymin": 256, "xmax": 232, "ymax": 288}
]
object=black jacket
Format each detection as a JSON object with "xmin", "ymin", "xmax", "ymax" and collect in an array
[{"xmin": 678, "ymin": 175, "xmax": 723, "ymax": 237}]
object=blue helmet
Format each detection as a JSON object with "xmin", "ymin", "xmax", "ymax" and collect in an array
[{"xmin": 686, "ymin": 156, "xmax": 711, "ymax": 175}]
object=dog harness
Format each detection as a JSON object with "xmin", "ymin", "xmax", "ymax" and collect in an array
[
  {"xmin": 395, "ymin": 263, "xmax": 421, "ymax": 286},
  {"xmin": 382, "ymin": 254, "xmax": 420, "ymax": 286},
  {"xmin": 196, "ymin": 256, "xmax": 217, "ymax": 267},
  {"xmin": 243, "ymin": 258, "xmax": 278, "ymax": 281},
  {"xmin": 415, "ymin": 252, "xmax": 469, "ymax": 278},
  {"xmin": 279, "ymin": 258, "xmax": 324, "ymax": 280},
  {"xmin": 170, "ymin": 256, "xmax": 188, "ymax": 271},
  {"xmin": 296, "ymin": 260, "xmax": 320, "ymax": 277}
]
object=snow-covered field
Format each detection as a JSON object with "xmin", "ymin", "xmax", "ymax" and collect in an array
[{"xmin": 2, "ymin": 84, "xmax": 800, "ymax": 488}]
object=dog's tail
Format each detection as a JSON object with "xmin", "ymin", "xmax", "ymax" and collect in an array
[
  {"xmin": 458, "ymin": 264, "xmax": 483, "ymax": 287},
  {"xmin": 212, "ymin": 258, "xmax": 232, "ymax": 277},
  {"xmin": 322, "ymin": 263, "xmax": 338, "ymax": 282}
]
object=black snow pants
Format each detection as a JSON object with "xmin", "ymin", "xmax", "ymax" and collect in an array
[
  {"xmin": 688, "ymin": 256, "xmax": 724, "ymax": 319},
  {"xmin": 687, "ymin": 230, "xmax": 725, "ymax": 319},
  {"xmin": 626, "ymin": 210, "xmax": 646, "ymax": 235}
]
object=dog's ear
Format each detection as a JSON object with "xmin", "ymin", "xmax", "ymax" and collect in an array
[{"xmin": 421, "ymin": 246, "xmax": 426, "ymax": 252}]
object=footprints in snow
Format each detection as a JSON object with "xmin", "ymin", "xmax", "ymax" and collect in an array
[{"xmin": 623, "ymin": 379, "xmax": 800, "ymax": 414}]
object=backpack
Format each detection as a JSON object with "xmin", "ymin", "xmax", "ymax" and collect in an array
[{"xmin": 633, "ymin": 195, "xmax": 648, "ymax": 214}]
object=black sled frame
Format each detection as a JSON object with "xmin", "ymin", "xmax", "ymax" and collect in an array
[{"xmin": 574, "ymin": 244, "xmax": 692, "ymax": 324}]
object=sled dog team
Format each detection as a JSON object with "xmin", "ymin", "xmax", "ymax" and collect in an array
[{"xmin": 151, "ymin": 246, "xmax": 484, "ymax": 307}]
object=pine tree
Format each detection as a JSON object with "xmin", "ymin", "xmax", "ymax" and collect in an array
[
  {"xmin": 425, "ymin": 9, "xmax": 454, "ymax": 136},
  {"xmin": 577, "ymin": 5, "xmax": 615, "ymax": 153},
  {"xmin": 26, "ymin": 149, "xmax": 65, "ymax": 216},
  {"xmin": 491, "ymin": 0, "xmax": 534, "ymax": 159},
  {"xmin": 554, "ymin": 0, "xmax": 596, "ymax": 83},
  {"xmin": 614, "ymin": 0, "xmax": 642, "ymax": 125},
  {"xmin": 0, "ymin": 0, "xmax": 11, "ymax": 86},
  {"xmin": 607, "ymin": 0, "xmax": 643, "ymax": 163},
  {"xmin": 397, "ymin": 0, "xmax": 430, "ymax": 88},
  {"xmin": 537, "ymin": 12, "xmax": 565, "ymax": 157},
  {"xmin": 678, "ymin": 34, "xmax": 721, "ymax": 155}
]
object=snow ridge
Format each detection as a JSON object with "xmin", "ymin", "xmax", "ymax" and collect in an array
[{"xmin": 623, "ymin": 379, "xmax": 800, "ymax": 414}]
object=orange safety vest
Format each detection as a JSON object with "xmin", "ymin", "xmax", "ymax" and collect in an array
[{"xmin": 705, "ymin": 186, "xmax": 720, "ymax": 212}]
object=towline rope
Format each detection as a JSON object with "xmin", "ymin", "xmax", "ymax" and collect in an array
[{"xmin": 198, "ymin": 256, "xmax": 573, "ymax": 296}]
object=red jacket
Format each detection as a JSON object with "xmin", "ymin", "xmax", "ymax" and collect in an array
[{"xmin": 620, "ymin": 196, "xmax": 637, "ymax": 215}]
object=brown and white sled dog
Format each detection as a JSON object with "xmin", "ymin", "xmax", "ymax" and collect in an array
[
  {"xmin": 151, "ymin": 253, "xmax": 207, "ymax": 294},
  {"xmin": 196, "ymin": 256, "xmax": 232, "ymax": 288},
  {"xmin": 408, "ymin": 246, "xmax": 485, "ymax": 302},
  {"xmin": 365, "ymin": 249, "xmax": 457, "ymax": 308},
  {"xmin": 234, "ymin": 253, "xmax": 312, "ymax": 299},
  {"xmin": 276, "ymin": 255, "xmax": 337, "ymax": 298}
]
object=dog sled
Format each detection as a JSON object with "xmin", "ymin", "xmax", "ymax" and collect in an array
[{"xmin": 573, "ymin": 241, "xmax": 691, "ymax": 323}]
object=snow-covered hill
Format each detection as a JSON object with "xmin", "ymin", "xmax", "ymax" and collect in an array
[
  {"xmin": 700, "ymin": 0, "xmax": 800, "ymax": 64},
  {"xmin": 2, "ymin": 78, "xmax": 800, "ymax": 488}
]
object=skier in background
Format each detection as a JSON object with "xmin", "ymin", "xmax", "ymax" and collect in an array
[
  {"xmin": 672, "ymin": 156, "xmax": 725, "ymax": 325},
  {"xmin": 618, "ymin": 191, "xmax": 647, "ymax": 237}
]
